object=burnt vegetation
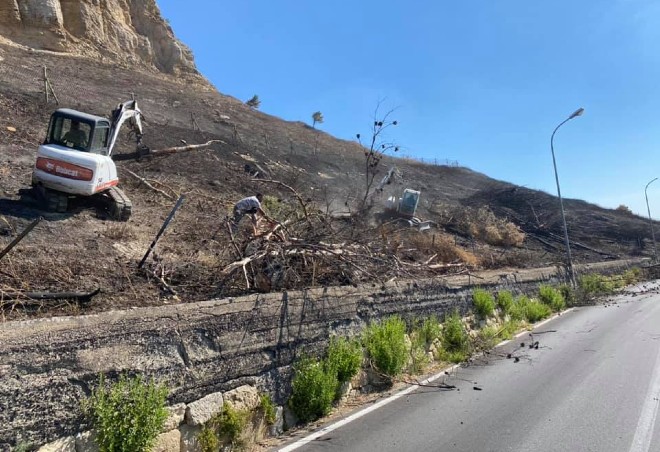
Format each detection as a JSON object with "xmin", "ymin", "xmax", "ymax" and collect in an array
[{"xmin": 0, "ymin": 45, "xmax": 655, "ymax": 320}]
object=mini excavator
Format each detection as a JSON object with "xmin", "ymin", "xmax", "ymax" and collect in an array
[{"xmin": 31, "ymin": 100, "xmax": 150, "ymax": 221}]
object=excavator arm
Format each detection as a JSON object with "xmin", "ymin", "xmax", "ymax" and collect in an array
[{"xmin": 107, "ymin": 100, "xmax": 144, "ymax": 157}]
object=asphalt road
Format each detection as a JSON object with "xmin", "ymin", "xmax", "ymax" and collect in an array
[{"xmin": 282, "ymin": 284, "xmax": 660, "ymax": 452}]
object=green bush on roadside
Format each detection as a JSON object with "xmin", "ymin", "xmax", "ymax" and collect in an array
[
  {"xmin": 418, "ymin": 315, "xmax": 442, "ymax": 348},
  {"xmin": 523, "ymin": 297, "xmax": 552, "ymax": 323},
  {"xmin": 199, "ymin": 402, "xmax": 249, "ymax": 452},
  {"xmin": 473, "ymin": 288, "xmax": 495, "ymax": 319},
  {"xmin": 500, "ymin": 319, "xmax": 523, "ymax": 340},
  {"xmin": 508, "ymin": 296, "xmax": 526, "ymax": 321},
  {"xmin": 326, "ymin": 336, "xmax": 363, "ymax": 399},
  {"xmin": 558, "ymin": 284, "xmax": 577, "ymax": 306},
  {"xmin": 260, "ymin": 393, "xmax": 277, "ymax": 425},
  {"xmin": 440, "ymin": 310, "xmax": 470, "ymax": 363},
  {"xmin": 407, "ymin": 316, "xmax": 442, "ymax": 374},
  {"xmin": 623, "ymin": 267, "xmax": 641, "ymax": 285},
  {"xmin": 496, "ymin": 290, "xmax": 514, "ymax": 315},
  {"xmin": 363, "ymin": 316, "xmax": 408, "ymax": 377},
  {"xmin": 538, "ymin": 285, "xmax": 566, "ymax": 312},
  {"xmin": 511, "ymin": 295, "xmax": 551, "ymax": 323},
  {"xmin": 474, "ymin": 325, "xmax": 499, "ymax": 351},
  {"xmin": 579, "ymin": 273, "xmax": 615, "ymax": 296},
  {"xmin": 82, "ymin": 374, "xmax": 168, "ymax": 452},
  {"xmin": 289, "ymin": 356, "xmax": 338, "ymax": 423}
]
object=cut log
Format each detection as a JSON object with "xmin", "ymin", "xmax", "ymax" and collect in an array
[
  {"xmin": 0, "ymin": 288, "xmax": 100, "ymax": 304},
  {"xmin": 149, "ymin": 140, "xmax": 225, "ymax": 156}
]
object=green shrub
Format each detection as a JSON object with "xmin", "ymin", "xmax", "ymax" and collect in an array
[
  {"xmin": 326, "ymin": 336, "xmax": 363, "ymax": 384},
  {"xmin": 406, "ymin": 316, "xmax": 441, "ymax": 374},
  {"xmin": 408, "ymin": 331, "xmax": 431, "ymax": 374},
  {"xmin": 500, "ymin": 320, "xmax": 522, "ymax": 340},
  {"xmin": 538, "ymin": 285, "xmax": 566, "ymax": 312},
  {"xmin": 474, "ymin": 325, "xmax": 499, "ymax": 351},
  {"xmin": 418, "ymin": 316, "xmax": 442, "ymax": 348},
  {"xmin": 579, "ymin": 273, "xmax": 615, "ymax": 295},
  {"xmin": 261, "ymin": 196, "xmax": 304, "ymax": 222},
  {"xmin": 472, "ymin": 288, "xmax": 495, "ymax": 319},
  {"xmin": 199, "ymin": 402, "xmax": 249, "ymax": 451},
  {"xmin": 289, "ymin": 356, "xmax": 337, "ymax": 423},
  {"xmin": 260, "ymin": 393, "xmax": 277, "ymax": 425},
  {"xmin": 496, "ymin": 290, "xmax": 514, "ymax": 314},
  {"xmin": 13, "ymin": 440, "xmax": 32, "ymax": 452},
  {"xmin": 83, "ymin": 374, "xmax": 168, "ymax": 452},
  {"xmin": 507, "ymin": 297, "xmax": 525, "ymax": 321},
  {"xmin": 558, "ymin": 284, "xmax": 576, "ymax": 306},
  {"xmin": 363, "ymin": 316, "xmax": 408, "ymax": 376},
  {"xmin": 218, "ymin": 403, "xmax": 249, "ymax": 445},
  {"xmin": 198, "ymin": 426, "xmax": 220, "ymax": 452},
  {"xmin": 523, "ymin": 299, "xmax": 552, "ymax": 323},
  {"xmin": 512, "ymin": 295, "xmax": 551, "ymax": 323},
  {"xmin": 623, "ymin": 267, "xmax": 641, "ymax": 285},
  {"xmin": 440, "ymin": 311, "xmax": 470, "ymax": 363}
]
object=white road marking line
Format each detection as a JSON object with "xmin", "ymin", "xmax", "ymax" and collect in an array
[
  {"xmin": 629, "ymin": 342, "xmax": 660, "ymax": 452},
  {"xmin": 278, "ymin": 309, "xmax": 573, "ymax": 451}
]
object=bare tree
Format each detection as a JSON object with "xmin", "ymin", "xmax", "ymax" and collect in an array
[
  {"xmin": 312, "ymin": 111, "xmax": 324, "ymax": 128},
  {"xmin": 246, "ymin": 95, "xmax": 261, "ymax": 109},
  {"xmin": 356, "ymin": 104, "xmax": 399, "ymax": 209}
]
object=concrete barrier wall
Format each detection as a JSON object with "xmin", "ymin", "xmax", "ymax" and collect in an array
[{"xmin": 0, "ymin": 259, "xmax": 641, "ymax": 448}]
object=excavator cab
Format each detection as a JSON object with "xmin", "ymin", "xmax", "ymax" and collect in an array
[
  {"xmin": 44, "ymin": 109, "xmax": 111, "ymax": 155},
  {"xmin": 398, "ymin": 189, "xmax": 420, "ymax": 218}
]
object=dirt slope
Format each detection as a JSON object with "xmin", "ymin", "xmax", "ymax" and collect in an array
[{"xmin": 0, "ymin": 41, "xmax": 655, "ymax": 319}]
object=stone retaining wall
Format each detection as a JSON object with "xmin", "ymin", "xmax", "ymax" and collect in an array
[{"xmin": 0, "ymin": 259, "xmax": 641, "ymax": 449}]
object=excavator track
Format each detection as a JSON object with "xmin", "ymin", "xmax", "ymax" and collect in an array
[
  {"xmin": 107, "ymin": 186, "xmax": 132, "ymax": 222},
  {"xmin": 33, "ymin": 185, "xmax": 68, "ymax": 213}
]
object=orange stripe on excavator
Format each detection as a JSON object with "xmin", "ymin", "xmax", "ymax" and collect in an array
[
  {"xmin": 35, "ymin": 158, "xmax": 93, "ymax": 181},
  {"xmin": 95, "ymin": 180, "xmax": 118, "ymax": 192}
]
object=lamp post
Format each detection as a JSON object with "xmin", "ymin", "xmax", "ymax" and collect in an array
[
  {"xmin": 550, "ymin": 107, "xmax": 584, "ymax": 286},
  {"xmin": 645, "ymin": 177, "xmax": 658, "ymax": 261}
]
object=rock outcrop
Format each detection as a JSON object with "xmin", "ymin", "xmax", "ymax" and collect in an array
[{"xmin": 0, "ymin": 0, "xmax": 197, "ymax": 75}]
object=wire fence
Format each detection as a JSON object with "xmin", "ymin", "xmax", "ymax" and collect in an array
[{"xmin": 398, "ymin": 154, "xmax": 461, "ymax": 168}]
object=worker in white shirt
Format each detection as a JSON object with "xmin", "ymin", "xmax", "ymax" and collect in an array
[{"xmin": 231, "ymin": 193, "xmax": 269, "ymax": 234}]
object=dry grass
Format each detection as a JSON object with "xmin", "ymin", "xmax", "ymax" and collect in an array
[
  {"xmin": 103, "ymin": 224, "xmax": 136, "ymax": 241},
  {"xmin": 438, "ymin": 206, "xmax": 525, "ymax": 248},
  {"xmin": 402, "ymin": 231, "xmax": 480, "ymax": 267}
]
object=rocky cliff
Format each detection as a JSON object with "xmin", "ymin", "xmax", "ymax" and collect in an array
[{"xmin": 0, "ymin": 0, "xmax": 197, "ymax": 75}]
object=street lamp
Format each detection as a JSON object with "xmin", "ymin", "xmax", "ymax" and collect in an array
[
  {"xmin": 550, "ymin": 107, "xmax": 584, "ymax": 286},
  {"xmin": 645, "ymin": 177, "xmax": 658, "ymax": 261}
]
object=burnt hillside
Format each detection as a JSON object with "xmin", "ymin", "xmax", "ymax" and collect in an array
[{"xmin": 0, "ymin": 43, "xmax": 654, "ymax": 318}]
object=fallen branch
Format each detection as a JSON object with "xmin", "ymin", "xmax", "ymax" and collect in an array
[
  {"xmin": 150, "ymin": 140, "xmax": 225, "ymax": 156},
  {"xmin": 123, "ymin": 169, "xmax": 175, "ymax": 200},
  {"xmin": 221, "ymin": 250, "xmax": 267, "ymax": 275},
  {"xmin": 262, "ymin": 222, "xmax": 286, "ymax": 241},
  {"xmin": 428, "ymin": 262, "xmax": 465, "ymax": 270},
  {"xmin": 225, "ymin": 219, "xmax": 243, "ymax": 259},
  {"xmin": 154, "ymin": 268, "xmax": 179, "ymax": 300},
  {"xmin": 113, "ymin": 140, "xmax": 225, "ymax": 161},
  {"xmin": 0, "ymin": 217, "xmax": 42, "ymax": 262},
  {"xmin": 424, "ymin": 253, "xmax": 438, "ymax": 265}
]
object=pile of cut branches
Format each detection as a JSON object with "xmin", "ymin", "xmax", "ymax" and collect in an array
[{"xmin": 176, "ymin": 185, "xmax": 475, "ymax": 296}]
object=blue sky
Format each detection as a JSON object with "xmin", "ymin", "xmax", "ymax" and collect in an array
[{"xmin": 157, "ymin": 0, "xmax": 660, "ymax": 216}]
